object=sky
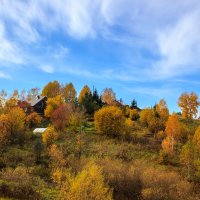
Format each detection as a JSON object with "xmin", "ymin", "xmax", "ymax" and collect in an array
[{"xmin": 0, "ymin": 0, "xmax": 200, "ymax": 112}]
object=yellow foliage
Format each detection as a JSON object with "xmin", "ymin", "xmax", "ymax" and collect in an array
[
  {"xmin": 178, "ymin": 92, "xmax": 199, "ymax": 119},
  {"xmin": 58, "ymin": 163, "xmax": 113, "ymax": 200},
  {"xmin": 63, "ymin": 82, "xmax": 77, "ymax": 103},
  {"xmin": 156, "ymin": 99, "xmax": 169, "ymax": 121},
  {"xmin": 42, "ymin": 80, "xmax": 61, "ymax": 98},
  {"xmin": 45, "ymin": 95, "xmax": 64, "ymax": 118},
  {"xmin": 94, "ymin": 106, "xmax": 125, "ymax": 137},
  {"xmin": 68, "ymin": 113, "xmax": 82, "ymax": 133},
  {"xmin": 4, "ymin": 98, "xmax": 18, "ymax": 113},
  {"xmin": 140, "ymin": 108, "xmax": 154, "ymax": 126},
  {"xmin": 129, "ymin": 109, "xmax": 139, "ymax": 121},
  {"xmin": 0, "ymin": 114, "xmax": 10, "ymax": 146},
  {"xmin": 161, "ymin": 137, "xmax": 174, "ymax": 155},
  {"xmin": 101, "ymin": 88, "xmax": 116, "ymax": 105},
  {"xmin": 42, "ymin": 126, "xmax": 59, "ymax": 146},
  {"xmin": 193, "ymin": 126, "xmax": 200, "ymax": 151},
  {"xmin": 78, "ymin": 85, "xmax": 91, "ymax": 103},
  {"xmin": 48, "ymin": 144, "xmax": 66, "ymax": 168},
  {"xmin": 165, "ymin": 114, "xmax": 180, "ymax": 151},
  {"xmin": 26, "ymin": 112, "xmax": 42, "ymax": 128}
]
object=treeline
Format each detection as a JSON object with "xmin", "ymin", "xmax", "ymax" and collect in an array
[{"xmin": 0, "ymin": 80, "xmax": 200, "ymax": 199}]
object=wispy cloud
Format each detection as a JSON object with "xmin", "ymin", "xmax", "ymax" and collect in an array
[
  {"xmin": 40, "ymin": 65, "xmax": 55, "ymax": 73},
  {"xmin": 0, "ymin": 21, "xmax": 24, "ymax": 64},
  {"xmin": 0, "ymin": 71, "xmax": 11, "ymax": 79},
  {"xmin": 0, "ymin": 0, "xmax": 200, "ymax": 81}
]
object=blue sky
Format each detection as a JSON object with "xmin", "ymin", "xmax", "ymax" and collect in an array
[{"xmin": 0, "ymin": 0, "xmax": 200, "ymax": 112}]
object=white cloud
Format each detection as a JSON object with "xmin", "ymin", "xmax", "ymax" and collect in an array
[
  {"xmin": 153, "ymin": 10, "xmax": 200, "ymax": 79},
  {"xmin": 0, "ymin": 71, "xmax": 11, "ymax": 79},
  {"xmin": 40, "ymin": 65, "xmax": 55, "ymax": 73},
  {"xmin": 53, "ymin": 45, "xmax": 69, "ymax": 59},
  {"xmin": 0, "ymin": 0, "xmax": 200, "ymax": 80},
  {"xmin": 0, "ymin": 21, "xmax": 24, "ymax": 64}
]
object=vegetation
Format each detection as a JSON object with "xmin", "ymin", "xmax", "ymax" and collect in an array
[{"xmin": 0, "ymin": 82, "xmax": 200, "ymax": 200}]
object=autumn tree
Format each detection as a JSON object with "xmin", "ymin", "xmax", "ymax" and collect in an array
[
  {"xmin": 48, "ymin": 144, "xmax": 66, "ymax": 168},
  {"xmin": 63, "ymin": 82, "xmax": 77, "ymax": 103},
  {"xmin": 78, "ymin": 85, "xmax": 91, "ymax": 103},
  {"xmin": 45, "ymin": 95, "xmax": 64, "ymax": 118},
  {"xmin": 178, "ymin": 92, "xmax": 199, "ymax": 119},
  {"xmin": 180, "ymin": 141, "xmax": 197, "ymax": 180},
  {"xmin": 101, "ymin": 88, "xmax": 116, "ymax": 105},
  {"xmin": 0, "ymin": 89, "xmax": 7, "ymax": 109},
  {"xmin": 53, "ymin": 163, "xmax": 113, "ymax": 200},
  {"xmin": 7, "ymin": 107, "xmax": 26, "ymax": 143},
  {"xmin": 193, "ymin": 126, "xmax": 200, "ymax": 151},
  {"xmin": 42, "ymin": 126, "xmax": 59, "ymax": 146},
  {"xmin": 0, "ymin": 114, "xmax": 10, "ymax": 146},
  {"xmin": 26, "ymin": 112, "xmax": 42, "ymax": 128},
  {"xmin": 51, "ymin": 104, "xmax": 68, "ymax": 131},
  {"xmin": 68, "ymin": 111, "xmax": 84, "ymax": 133},
  {"xmin": 27, "ymin": 88, "xmax": 40, "ymax": 101},
  {"xmin": 11, "ymin": 89, "xmax": 19, "ymax": 100},
  {"xmin": 42, "ymin": 81, "xmax": 61, "ymax": 98},
  {"xmin": 140, "ymin": 108, "xmax": 154, "ymax": 127},
  {"xmin": 94, "ymin": 106, "xmax": 126, "ymax": 137},
  {"xmin": 165, "ymin": 114, "xmax": 181, "ymax": 151},
  {"xmin": 156, "ymin": 99, "xmax": 169, "ymax": 121},
  {"xmin": 4, "ymin": 98, "xmax": 18, "ymax": 113}
]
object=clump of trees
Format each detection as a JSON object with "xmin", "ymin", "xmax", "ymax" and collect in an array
[
  {"xmin": 1, "ymin": 82, "xmax": 200, "ymax": 199},
  {"xmin": 94, "ymin": 106, "xmax": 126, "ymax": 137}
]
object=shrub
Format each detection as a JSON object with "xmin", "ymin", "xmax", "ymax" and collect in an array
[
  {"xmin": 53, "ymin": 163, "xmax": 113, "ymax": 200},
  {"xmin": 0, "ymin": 166, "xmax": 45, "ymax": 199},
  {"xmin": 94, "ymin": 106, "xmax": 126, "ymax": 137},
  {"xmin": 26, "ymin": 112, "xmax": 42, "ymax": 128},
  {"xmin": 42, "ymin": 126, "xmax": 59, "ymax": 146}
]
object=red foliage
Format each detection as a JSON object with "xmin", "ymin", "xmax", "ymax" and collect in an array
[{"xmin": 51, "ymin": 104, "xmax": 68, "ymax": 131}]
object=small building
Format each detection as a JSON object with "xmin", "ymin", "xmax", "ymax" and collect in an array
[
  {"xmin": 33, "ymin": 128, "xmax": 47, "ymax": 134},
  {"xmin": 29, "ymin": 96, "xmax": 47, "ymax": 116}
]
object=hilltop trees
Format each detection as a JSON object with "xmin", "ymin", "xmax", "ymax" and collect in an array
[
  {"xmin": 63, "ymin": 82, "xmax": 77, "ymax": 103},
  {"xmin": 178, "ymin": 92, "xmax": 199, "ymax": 119},
  {"xmin": 156, "ymin": 99, "xmax": 169, "ymax": 121},
  {"xmin": 42, "ymin": 81, "xmax": 61, "ymax": 98},
  {"xmin": 102, "ymin": 88, "xmax": 116, "ymax": 105},
  {"xmin": 78, "ymin": 85, "xmax": 91, "ymax": 103}
]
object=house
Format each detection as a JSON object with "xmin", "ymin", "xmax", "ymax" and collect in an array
[{"xmin": 28, "ymin": 96, "xmax": 47, "ymax": 116}]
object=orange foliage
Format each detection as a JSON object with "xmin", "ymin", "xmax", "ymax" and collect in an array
[
  {"xmin": 101, "ymin": 88, "xmax": 116, "ymax": 105},
  {"xmin": 42, "ymin": 80, "xmax": 61, "ymax": 98},
  {"xmin": 26, "ymin": 112, "xmax": 42, "ymax": 128},
  {"xmin": 78, "ymin": 85, "xmax": 91, "ymax": 103},
  {"xmin": 178, "ymin": 92, "xmax": 199, "ymax": 119},
  {"xmin": 165, "ymin": 114, "xmax": 180, "ymax": 151}
]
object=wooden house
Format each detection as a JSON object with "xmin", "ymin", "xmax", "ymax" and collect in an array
[{"xmin": 29, "ymin": 96, "xmax": 47, "ymax": 116}]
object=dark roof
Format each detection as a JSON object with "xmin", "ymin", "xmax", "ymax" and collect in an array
[{"xmin": 28, "ymin": 96, "xmax": 47, "ymax": 107}]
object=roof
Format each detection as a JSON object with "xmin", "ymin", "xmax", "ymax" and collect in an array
[
  {"xmin": 33, "ymin": 128, "xmax": 47, "ymax": 133},
  {"xmin": 28, "ymin": 96, "xmax": 47, "ymax": 107}
]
